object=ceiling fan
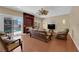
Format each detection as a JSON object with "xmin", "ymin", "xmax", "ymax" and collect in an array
[{"xmin": 38, "ymin": 8, "xmax": 48, "ymax": 15}]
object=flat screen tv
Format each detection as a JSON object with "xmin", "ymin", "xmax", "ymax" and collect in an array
[{"xmin": 48, "ymin": 24, "xmax": 55, "ymax": 29}]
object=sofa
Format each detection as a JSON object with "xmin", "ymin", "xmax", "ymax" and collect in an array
[{"xmin": 30, "ymin": 30, "xmax": 50, "ymax": 42}]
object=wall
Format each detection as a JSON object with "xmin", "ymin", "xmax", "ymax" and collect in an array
[
  {"xmin": 34, "ymin": 17, "xmax": 43, "ymax": 30},
  {"xmin": 42, "ymin": 15, "xmax": 70, "ymax": 32},
  {"xmin": 0, "ymin": 7, "xmax": 23, "ymax": 17},
  {"xmin": 69, "ymin": 7, "xmax": 79, "ymax": 51},
  {"xmin": 0, "ymin": 15, "xmax": 4, "ymax": 32}
]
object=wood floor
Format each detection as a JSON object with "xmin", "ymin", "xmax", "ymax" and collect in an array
[{"xmin": 21, "ymin": 34, "xmax": 78, "ymax": 52}]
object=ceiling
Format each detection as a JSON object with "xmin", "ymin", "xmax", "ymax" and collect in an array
[{"xmin": 4, "ymin": 6, "xmax": 72, "ymax": 18}]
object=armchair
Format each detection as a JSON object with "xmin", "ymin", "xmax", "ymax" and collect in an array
[
  {"xmin": 0, "ymin": 34, "xmax": 23, "ymax": 52},
  {"xmin": 56, "ymin": 29, "xmax": 69, "ymax": 40}
]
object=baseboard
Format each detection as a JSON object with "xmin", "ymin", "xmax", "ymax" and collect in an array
[{"xmin": 69, "ymin": 33, "xmax": 79, "ymax": 51}]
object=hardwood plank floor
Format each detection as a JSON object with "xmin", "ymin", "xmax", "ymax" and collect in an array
[{"xmin": 21, "ymin": 34, "xmax": 78, "ymax": 52}]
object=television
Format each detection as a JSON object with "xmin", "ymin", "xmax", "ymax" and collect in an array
[{"xmin": 48, "ymin": 24, "xmax": 55, "ymax": 29}]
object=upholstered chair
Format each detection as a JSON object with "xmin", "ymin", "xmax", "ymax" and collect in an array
[
  {"xmin": 0, "ymin": 33, "xmax": 23, "ymax": 52},
  {"xmin": 56, "ymin": 29, "xmax": 69, "ymax": 40}
]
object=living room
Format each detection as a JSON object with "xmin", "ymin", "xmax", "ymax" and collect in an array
[{"xmin": 0, "ymin": 6, "xmax": 79, "ymax": 52}]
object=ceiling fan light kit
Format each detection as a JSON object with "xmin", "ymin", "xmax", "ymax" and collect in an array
[{"xmin": 38, "ymin": 8, "xmax": 48, "ymax": 15}]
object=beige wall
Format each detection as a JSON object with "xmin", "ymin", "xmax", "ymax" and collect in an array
[
  {"xmin": 34, "ymin": 17, "xmax": 43, "ymax": 30},
  {"xmin": 0, "ymin": 7, "xmax": 23, "ymax": 17},
  {"xmin": 69, "ymin": 6, "xmax": 79, "ymax": 51},
  {"xmin": 43, "ymin": 15, "xmax": 70, "ymax": 32}
]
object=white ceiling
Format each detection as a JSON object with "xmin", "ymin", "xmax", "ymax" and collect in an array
[{"xmin": 4, "ymin": 6, "xmax": 72, "ymax": 18}]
